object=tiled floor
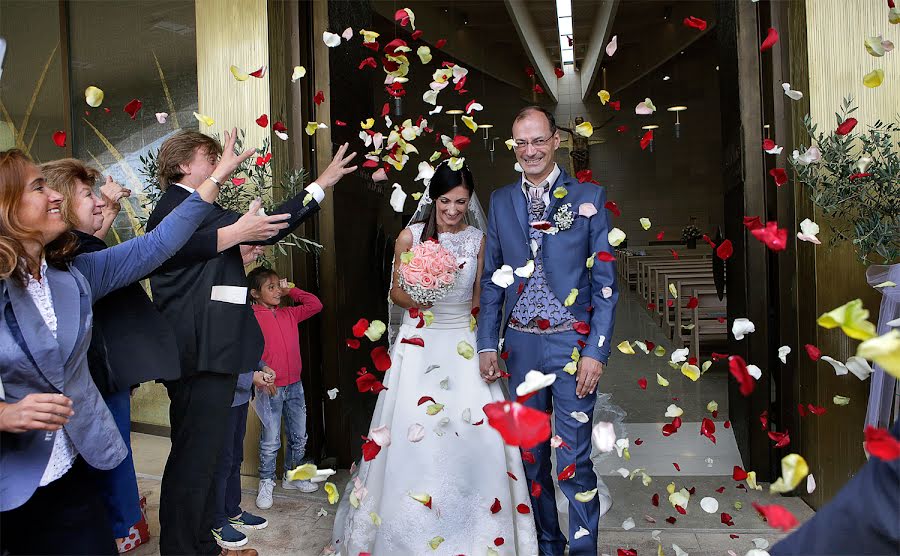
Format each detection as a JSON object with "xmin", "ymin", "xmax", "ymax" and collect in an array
[{"xmin": 129, "ymin": 290, "xmax": 814, "ymax": 555}]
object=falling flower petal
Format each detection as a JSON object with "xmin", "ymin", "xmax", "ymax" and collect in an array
[
  {"xmin": 324, "ymin": 482, "xmax": 338, "ymax": 504},
  {"xmin": 770, "ymin": 453, "xmax": 809, "ymax": 493},
  {"xmin": 782, "ymin": 82, "xmax": 803, "ymax": 100},
  {"xmin": 753, "ymin": 503, "xmax": 798, "ymax": 531},
  {"xmin": 575, "ymin": 121, "xmax": 594, "ymax": 137},
  {"xmin": 230, "ymin": 65, "xmax": 250, "ymax": 81},
  {"xmin": 796, "ymin": 218, "xmax": 821, "ymax": 244},
  {"xmin": 598, "ymin": 90, "xmax": 610, "ymax": 104},
  {"xmin": 483, "ymin": 400, "xmax": 552, "ymax": 448},
  {"xmin": 618, "ymin": 341, "xmax": 636, "ymax": 355},
  {"xmin": 681, "ymin": 363, "xmax": 701, "ymax": 382},
  {"xmin": 733, "ymin": 318, "xmax": 756, "ymax": 340},
  {"xmin": 491, "ymin": 265, "xmax": 515, "ymax": 288},
  {"xmin": 571, "ymin": 411, "xmax": 589, "ymax": 424},
  {"xmin": 639, "ymin": 217, "xmax": 652, "ymax": 230},
  {"xmin": 389, "ymin": 183, "xmax": 407, "ymax": 213},
  {"xmin": 365, "ymin": 320, "xmax": 387, "ymax": 342},
  {"xmin": 84, "ymin": 86, "xmax": 104, "ymax": 107},
  {"xmin": 606, "ymin": 35, "xmax": 618, "ymax": 56},
  {"xmin": 760, "ymin": 27, "xmax": 779, "ymax": 51},
  {"xmin": 806, "ymin": 474, "xmax": 816, "ymax": 493},
  {"xmin": 836, "ymin": 117, "xmax": 858, "ymax": 135},
  {"xmin": 52, "ymin": 131, "xmax": 66, "ymax": 148},
  {"xmin": 372, "ymin": 168, "xmax": 388, "ymax": 182},
  {"xmin": 817, "ymin": 299, "xmax": 877, "ymax": 340},
  {"xmin": 575, "ymin": 488, "xmax": 598, "ymax": 502},
  {"xmin": 864, "ymin": 425, "xmax": 900, "ymax": 460},
  {"xmin": 369, "ymin": 425, "xmax": 391, "ymax": 447},
  {"xmin": 665, "ymin": 404, "xmax": 683, "ymax": 418},
  {"xmin": 370, "ymin": 346, "xmax": 391, "ymax": 371},
  {"xmin": 684, "ymin": 16, "xmax": 708, "ymax": 31},
  {"xmin": 323, "ymin": 31, "xmax": 341, "ymax": 47},
  {"xmin": 863, "ymin": 68, "xmax": 885, "ymax": 88},
  {"xmin": 864, "ymin": 35, "xmax": 894, "ymax": 56},
  {"xmin": 291, "ymin": 66, "xmax": 306, "ymax": 81},
  {"xmin": 407, "ymin": 423, "xmax": 425, "ymax": 442},
  {"xmin": 592, "ymin": 422, "xmax": 616, "ymax": 453},
  {"xmin": 608, "ymin": 228, "xmax": 626, "ymax": 247},
  {"xmin": 716, "ymin": 239, "xmax": 734, "ymax": 260},
  {"xmin": 640, "ymin": 130, "xmax": 654, "ymax": 150},
  {"xmin": 833, "ymin": 395, "xmax": 851, "ymax": 406},
  {"xmin": 769, "ymin": 167, "xmax": 788, "ymax": 187},
  {"xmin": 751, "ymin": 221, "xmax": 788, "ymax": 251},
  {"xmin": 729, "ymin": 355, "xmax": 756, "ymax": 396},
  {"xmin": 857, "ymin": 330, "xmax": 900, "ymax": 379},
  {"xmin": 516, "ymin": 370, "xmax": 557, "ymax": 397},
  {"xmin": 248, "ymin": 66, "xmax": 266, "ymax": 78},
  {"xmin": 123, "ymin": 99, "xmax": 142, "ymax": 119}
]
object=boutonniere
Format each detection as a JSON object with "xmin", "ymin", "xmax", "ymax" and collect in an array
[{"xmin": 553, "ymin": 203, "xmax": 575, "ymax": 231}]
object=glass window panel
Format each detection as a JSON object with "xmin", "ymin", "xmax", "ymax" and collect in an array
[
  {"xmin": 556, "ymin": 0, "xmax": 572, "ymax": 18},
  {"xmin": 557, "ymin": 16, "xmax": 573, "ymax": 36}
]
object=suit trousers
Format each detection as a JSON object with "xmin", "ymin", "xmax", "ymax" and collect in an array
[
  {"xmin": 160, "ymin": 372, "xmax": 238, "ymax": 556},
  {"xmin": 504, "ymin": 328, "xmax": 601, "ymax": 556},
  {"xmin": 0, "ymin": 457, "xmax": 117, "ymax": 555}
]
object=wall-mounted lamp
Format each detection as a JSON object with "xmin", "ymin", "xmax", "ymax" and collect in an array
[
  {"xmin": 667, "ymin": 105, "xmax": 687, "ymax": 139},
  {"xmin": 446, "ymin": 109, "xmax": 464, "ymax": 136},
  {"xmin": 478, "ymin": 124, "xmax": 494, "ymax": 150}
]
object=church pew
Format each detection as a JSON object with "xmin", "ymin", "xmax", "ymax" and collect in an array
[
  {"xmin": 636, "ymin": 254, "xmax": 709, "ymax": 299},
  {"xmin": 670, "ymin": 277, "xmax": 718, "ymax": 342},
  {"xmin": 646, "ymin": 260, "xmax": 712, "ymax": 309},
  {"xmin": 689, "ymin": 287, "xmax": 728, "ymax": 356}
]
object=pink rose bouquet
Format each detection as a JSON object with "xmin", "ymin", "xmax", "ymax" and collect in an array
[{"xmin": 398, "ymin": 240, "xmax": 459, "ymax": 306}]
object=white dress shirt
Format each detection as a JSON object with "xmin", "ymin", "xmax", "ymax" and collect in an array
[
  {"xmin": 23, "ymin": 258, "xmax": 78, "ymax": 486},
  {"xmin": 520, "ymin": 163, "xmax": 561, "ymax": 207}
]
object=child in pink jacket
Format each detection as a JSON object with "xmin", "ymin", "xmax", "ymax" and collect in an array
[{"xmin": 246, "ymin": 267, "xmax": 323, "ymax": 509}]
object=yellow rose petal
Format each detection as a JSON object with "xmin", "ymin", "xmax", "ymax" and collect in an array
[
  {"xmin": 608, "ymin": 227, "xmax": 626, "ymax": 247},
  {"xmin": 428, "ymin": 536, "xmax": 444, "ymax": 550},
  {"xmin": 575, "ymin": 121, "xmax": 594, "ymax": 137},
  {"xmin": 470, "ymin": 315, "xmax": 477, "ymax": 332},
  {"xmin": 563, "ymin": 361, "xmax": 578, "ymax": 375},
  {"xmin": 746, "ymin": 471, "xmax": 763, "ymax": 491},
  {"xmin": 707, "ymin": 400, "xmax": 718, "ymax": 413},
  {"xmin": 586, "ymin": 254, "xmax": 596, "ymax": 269},
  {"xmin": 422, "ymin": 310, "xmax": 435, "ymax": 327},
  {"xmin": 597, "ymin": 89, "xmax": 610, "ymax": 104},
  {"xmin": 770, "ymin": 454, "xmax": 809, "ymax": 494},
  {"xmin": 84, "ymin": 86, "xmax": 104, "ymax": 107},
  {"xmin": 833, "ymin": 395, "xmax": 851, "ymax": 406},
  {"xmin": 230, "ymin": 65, "xmax": 250, "ymax": 81},
  {"xmin": 370, "ymin": 511, "xmax": 382, "ymax": 525},
  {"xmin": 656, "ymin": 373, "xmax": 669, "ymax": 387},
  {"xmin": 617, "ymin": 341, "xmax": 635, "ymax": 355},
  {"xmin": 193, "ymin": 112, "xmax": 215, "ymax": 127},
  {"xmin": 461, "ymin": 115, "xmax": 478, "ymax": 132},
  {"xmin": 575, "ymin": 488, "xmax": 598, "ymax": 502},
  {"xmin": 858, "ymin": 330, "xmax": 900, "ymax": 378},
  {"xmin": 291, "ymin": 65, "xmax": 306, "ymax": 81},
  {"xmin": 668, "ymin": 283, "xmax": 678, "ymax": 298},
  {"xmin": 863, "ymin": 68, "xmax": 885, "ymax": 88},
  {"xmin": 639, "ymin": 217, "xmax": 651, "ymax": 230},
  {"xmin": 564, "ymin": 288, "xmax": 578, "ymax": 307},
  {"xmin": 653, "ymin": 345, "xmax": 667, "ymax": 357},
  {"xmin": 305, "ymin": 122, "xmax": 320, "ymax": 135},
  {"xmin": 286, "ymin": 463, "xmax": 317, "ymax": 481},
  {"xmin": 324, "ymin": 482, "xmax": 338, "ymax": 504},
  {"xmin": 681, "ymin": 363, "xmax": 701, "ymax": 381},
  {"xmin": 426, "ymin": 403, "xmax": 444, "ymax": 415},
  {"xmin": 417, "ymin": 46, "xmax": 432, "ymax": 64},
  {"xmin": 361, "ymin": 118, "xmax": 375, "ymax": 129},
  {"xmin": 364, "ymin": 320, "xmax": 387, "ymax": 342},
  {"xmin": 817, "ymin": 299, "xmax": 876, "ymax": 340},
  {"xmin": 553, "ymin": 186, "xmax": 568, "ymax": 199},
  {"xmin": 505, "ymin": 138, "xmax": 517, "ymax": 151}
]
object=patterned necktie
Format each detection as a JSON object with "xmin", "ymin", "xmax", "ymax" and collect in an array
[{"xmin": 528, "ymin": 182, "xmax": 549, "ymax": 220}]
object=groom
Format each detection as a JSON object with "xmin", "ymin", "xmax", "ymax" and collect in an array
[{"xmin": 478, "ymin": 106, "xmax": 618, "ymax": 556}]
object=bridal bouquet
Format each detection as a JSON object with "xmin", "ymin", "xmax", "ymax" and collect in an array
[{"xmin": 398, "ymin": 240, "xmax": 459, "ymax": 306}]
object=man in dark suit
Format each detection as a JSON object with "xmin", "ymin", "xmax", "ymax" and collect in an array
[
  {"xmin": 770, "ymin": 420, "xmax": 900, "ymax": 555},
  {"xmin": 146, "ymin": 131, "xmax": 356, "ymax": 556}
]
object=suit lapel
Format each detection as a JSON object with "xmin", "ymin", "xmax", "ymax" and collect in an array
[
  {"xmin": 510, "ymin": 178, "xmax": 530, "ymax": 241},
  {"xmin": 46, "ymin": 265, "xmax": 82, "ymax": 368},
  {"xmin": 5, "ymin": 278, "xmax": 67, "ymax": 390}
]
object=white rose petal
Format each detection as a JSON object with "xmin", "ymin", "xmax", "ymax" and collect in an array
[
  {"xmin": 155, "ymin": 112, "xmax": 168, "ymax": 124},
  {"xmin": 806, "ymin": 474, "xmax": 816, "ymax": 494},
  {"xmin": 327, "ymin": 388, "xmax": 339, "ymax": 400},
  {"xmin": 821, "ymin": 355, "xmax": 848, "ymax": 376},
  {"xmin": 605, "ymin": 35, "xmax": 618, "ymax": 57},
  {"xmin": 732, "ymin": 318, "xmax": 756, "ymax": 340},
  {"xmin": 608, "ymin": 227, "xmax": 626, "ymax": 247},
  {"xmin": 640, "ymin": 217, "xmax": 652, "ymax": 230},
  {"xmin": 672, "ymin": 544, "xmax": 689, "ymax": 556},
  {"xmin": 341, "ymin": 27, "xmax": 353, "ymax": 40},
  {"xmin": 579, "ymin": 203, "xmax": 598, "ymax": 218},
  {"xmin": 414, "ymin": 161, "xmax": 435, "ymax": 183},
  {"xmin": 778, "ymin": 345, "xmax": 791, "ymax": 364},
  {"xmin": 747, "ymin": 364, "xmax": 762, "ymax": 380},
  {"xmin": 291, "ymin": 66, "xmax": 306, "ymax": 81},
  {"xmin": 592, "ymin": 422, "xmax": 616, "ymax": 453},
  {"xmin": 845, "ymin": 356, "xmax": 873, "ymax": 381},
  {"xmin": 797, "ymin": 218, "xmax": 821, "ymax": 244},
  {"xmin": 665, "ymin": 404, "xmax": 683, "ymax": 418},
  {"xmin": 491, "ymin": 265, "xmax": 515, "ymax": 288},
  {"xmin": 782, "ymin": 82, "xmax": 804, "ymax": 100},
  {"xmin": 428, "ymin": 105, "xmax": 443, "ymax": 115},
  {"xmin": 571, "ymin": 411, "xmax": 589, "ymax": 424},
  {"xmin": 602, "ymin": 286, "xmax": 613, "ymax": 299},
  {"xmin": 323, "ymin": 31, "xmax": 342, "ymax": 47},
  {"xmin": 515, "ymin": 260, "xmax": 535, "ymax": 278},
  {"xmin": 369, "ymin": 425, "xmax": 391, "ymax": 447},
  {"xmin": 461, "ymin": 408, "xmax": 472, "ymax": 423},
  {"xmin": 614, "ymin": 438, "xmax": 629, "ymax": 457},
  {"xmin": 407, "ymin": 423, "xmax": 425, "ymax": 442},
  {"xmin": 389, "ymin": 183, "xmax": 407, "ymax": 213},
  {"xmin": 622, "ymin": 517, "xmax": 635, "ymax": 530},
  {"xmin": 700, "ymin": 497, "xmax": 719, "ymax": 513},
  {"xmin": 515, "ymin": 370, "xmax": 557, "ymax": 397},
  {"xmin": 671, "ymin": 347, "xmax": 689, "ymax": 364},
  {"xmin": 574, "ymin": 526, "xmax": 590, "ymax": 540},
  {"xmin": 616, "ymin": 467, "xmax": 630, "ymax": 478}
]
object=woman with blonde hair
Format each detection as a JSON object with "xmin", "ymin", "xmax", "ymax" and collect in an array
[{"xmin": 0, "ymin": 130, "xmax": 257, "ymax": 555}]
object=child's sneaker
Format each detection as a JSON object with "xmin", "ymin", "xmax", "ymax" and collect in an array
[
  {"xmin": 212, "ymin": 524, "xmax": 248, "ymax": 549},
  {"xmin": 229, "ymin": 511, "xmax": 269, "ymax": 530},
  {"xmin": 256, "ymin": 479, "xmax": 275, "ymax": 510},
  {"xmin": 282, "ymin": 476, "xmax": 319, "ymax": 493}
]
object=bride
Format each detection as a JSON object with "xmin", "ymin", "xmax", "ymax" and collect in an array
[{"xmin": 329, "ymin": 162, "xmax": 538, "ymax": 555}]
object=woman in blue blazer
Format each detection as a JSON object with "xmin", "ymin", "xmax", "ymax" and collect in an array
[{"xmin": 0, "ymin": 132, "xmax": 265, "ymax": 555}]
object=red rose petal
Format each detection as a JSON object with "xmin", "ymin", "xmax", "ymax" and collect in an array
[
  {"xmin": 516, "ymin": 503, "xmax": 531, "ymax": 514},
  {"xmin": 656, "ymin": 230, "xmax": 665, "ymax": 241},
  {"xmin": 716, "ymin": 486, "xmax": 726, "ymax": 493},
  {"xmin": 805, "ymin": 344, "xmax": 822, "ymax": 360},
  {"xmin": 752, "ymin": 502, "xmax": 799, "ymax": 532},
  {"xmin": 536, "ymin": 319, "xmax": 551, "ymax": 330},
  {"xmin": 558, "ymin": 463, "xmax": 576, "ymax": 481},
  {"xmin": 724, "ymin": 420, "xmax": 731, "ymax": 428},
  {"xmin": 768, "ymin": 430, "xmax": 791, "ymax": 448},
  {"xmin": 609, "ymin": 100, "xmax": 621, "ymax": 111},
  {"xmin": 483, "ymin": 401, "xmax": 551, "ymax": 448},
  {"xmin": 531, "ymin": 480, "xmax": 542, "ymax": 498},
  {"xmin": 604, "ymin": 200, "xmax": 621, "ymax": 217},
  {"xmin": 673, "ymin": 462, "xmax": 681, "ymax": 472},
  {"xmin": 836, "ymin": 117, "xmax": 858, "ymax": 136},
  {"xmin": 596, "ymin": 251, "xmax": 616, "ymax": 262},
  {"xmin": 797, "ymin": 403, "xmax": 807, "ymax": 417},
  {"xmin": 346, "ymin": 338, "xmax": 361, "ymax": 350},
  {"xmin": 52, "ymin": 131, "xmax": 66, "ymax": 148},
  {"xmin": 716, "ymin": 239, "xmax": 734, "ymax": 260},
  {"xmin": 729, "ymin": 355, "xmax": 755, "ymax": 396},
  {"xmin": 721, "ymin": 512, "xmax": 735, "ymax": 526},
  {"xmin": 400, "ymin": 337, "xmax": 424, "ymax": 348},
  {"xmin": 370, "ymin": 346, "xmax": 391, "ymax": 371},
  {"xmin": 123, "ymin": 99, "xmax": 142, "ymax": 119},
  {"xmin": 554, "ymin": 67, "xmax": 564, "ymax": 78},
  {"xmin": 533, "ymin": 83, "xmax": 545, "ymax": 94},
  {"xmin": 732, "ymin": 465, "xmax": 748, "ymax": 481},
  {"xmin": 864, "ymin": 425, "xmax": 900, "ymax": 460},
  {"xmin": 411, "ymin": 30, "xmax": 423, "ymax": 40},
  {"xmin": 352, "ymin": 319, "xmax": 370, "ymax": 338},
  {"xmin": 634, "ymin": 438, "xmax": 643, "ymax": 445},
  {"xmin": 435, "ymin": 38, "xmax": 447, "ymax": 49},
  {"xmin": 637, "ymin": 378, "xmax": 648, "ymax": 390},
  {"xmin": 356, "ymin": 373, "xmax": 386, "ymax": 394},
  {"xmin": 683, "ymin": 15, "xmax": 708, "ymax": 31},
  {"xmin": 743, "ymin": 216, "xmax": 763, "ymax": 231},
  {"xmin": 361, "ymin": 438, "xmax": 381, "ymax": 461},
  {"xmin": 665, "ymin": 516, "xmax": 677, "ymax": 524},
  {"xmin": 573, "ymin": 321, "xmax": 590, "ymax": 335},
  {"xmin": 255, "ymin": 114, "xmax": 268, "ymax": 127},
  {"xmin": 700, "ymin": 418, "xmax": 717, "ymax": 444},
  {"xmin": 685, "ymin": 297, "xmax": 700, "ymax": 310},
  {"xmin": 652, "ymin": 493, "xmax": 659, "ymax": 506},
  {"xmin": 490, "ymin": 498, "xmax": 501, "ymax": 514},
  {"xmin": 494, "ymin": 537, "xmax": 504, "ymax": 547},
  {"xmin": 640, "ymin": 130, "xmax": 654, "ymax": 150},
  {"xmin": 417, "ymin": 396, "xmax": 435, "ymax": 406},
  {"xmin": 762, "ymin": 138, "xmax": 776, "ymax": 151},
  {"xmin": 760, "ymin": 27, "xmax": 779, "ymax": 51},
  {"xmin": 769, "ymin": 168, "xmax": 788, "ymax": 187},
  {"xmin": 314, "ymin": 90, "xmax": 325, "ymax": 106},
  {"xmin": 358, "ymin": 57, "xmax": 377, "ymax": 70},
  {"xmin": 760, "ymin": 410, "xmax": 769, "ymax": 430}
]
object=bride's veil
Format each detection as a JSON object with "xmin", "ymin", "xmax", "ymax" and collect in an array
[{"xmin": 386, "ymin": 161, "xmax": 488, "ymax": 348}]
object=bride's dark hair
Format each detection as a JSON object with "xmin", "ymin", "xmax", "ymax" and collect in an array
[{"xmin": 415, "ymin": 162, "xmax": 475, "ymax": 243}]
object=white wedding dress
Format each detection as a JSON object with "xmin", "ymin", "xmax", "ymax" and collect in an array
[{"xmin": 330, "ymin": 224, "xmax": 539, "ymax": 556}]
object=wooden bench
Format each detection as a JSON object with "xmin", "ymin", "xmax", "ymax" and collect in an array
[
  {"xmin": 648, "ymin": 261, "xmax": 713, "ymax": 312},
  {"xmin": 636, "ymin": 254, "xmax": 709, "ymax": 299},
  {"xmin": 690, "ymin": 287, "xmax": 728, "ymax": 356},
  {"xmin": 670, "ymin": 277, "xmax": 718, "ymax": 343},
  {"xmin": 619, "ymin": 245, "xmax": 710, "ymax": 290}
]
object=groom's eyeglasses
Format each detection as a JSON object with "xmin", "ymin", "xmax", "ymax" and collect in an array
[{"xmin": 513, "ymin": 137, "xmax": 551, "ymax": 150}]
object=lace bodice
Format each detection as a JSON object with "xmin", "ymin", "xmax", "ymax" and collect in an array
[{"xmin": 408, "ymin": 223, "xmax": 483, "ymax": 304}]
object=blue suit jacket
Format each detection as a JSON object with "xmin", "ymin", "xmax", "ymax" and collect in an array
[
  {"xmin": 0, "ymin": 192, "xmax": 212, "ymax": 511},
  {"xmin": 477, "ymin": 169, "xmax": 618, "ymax": 363}
]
